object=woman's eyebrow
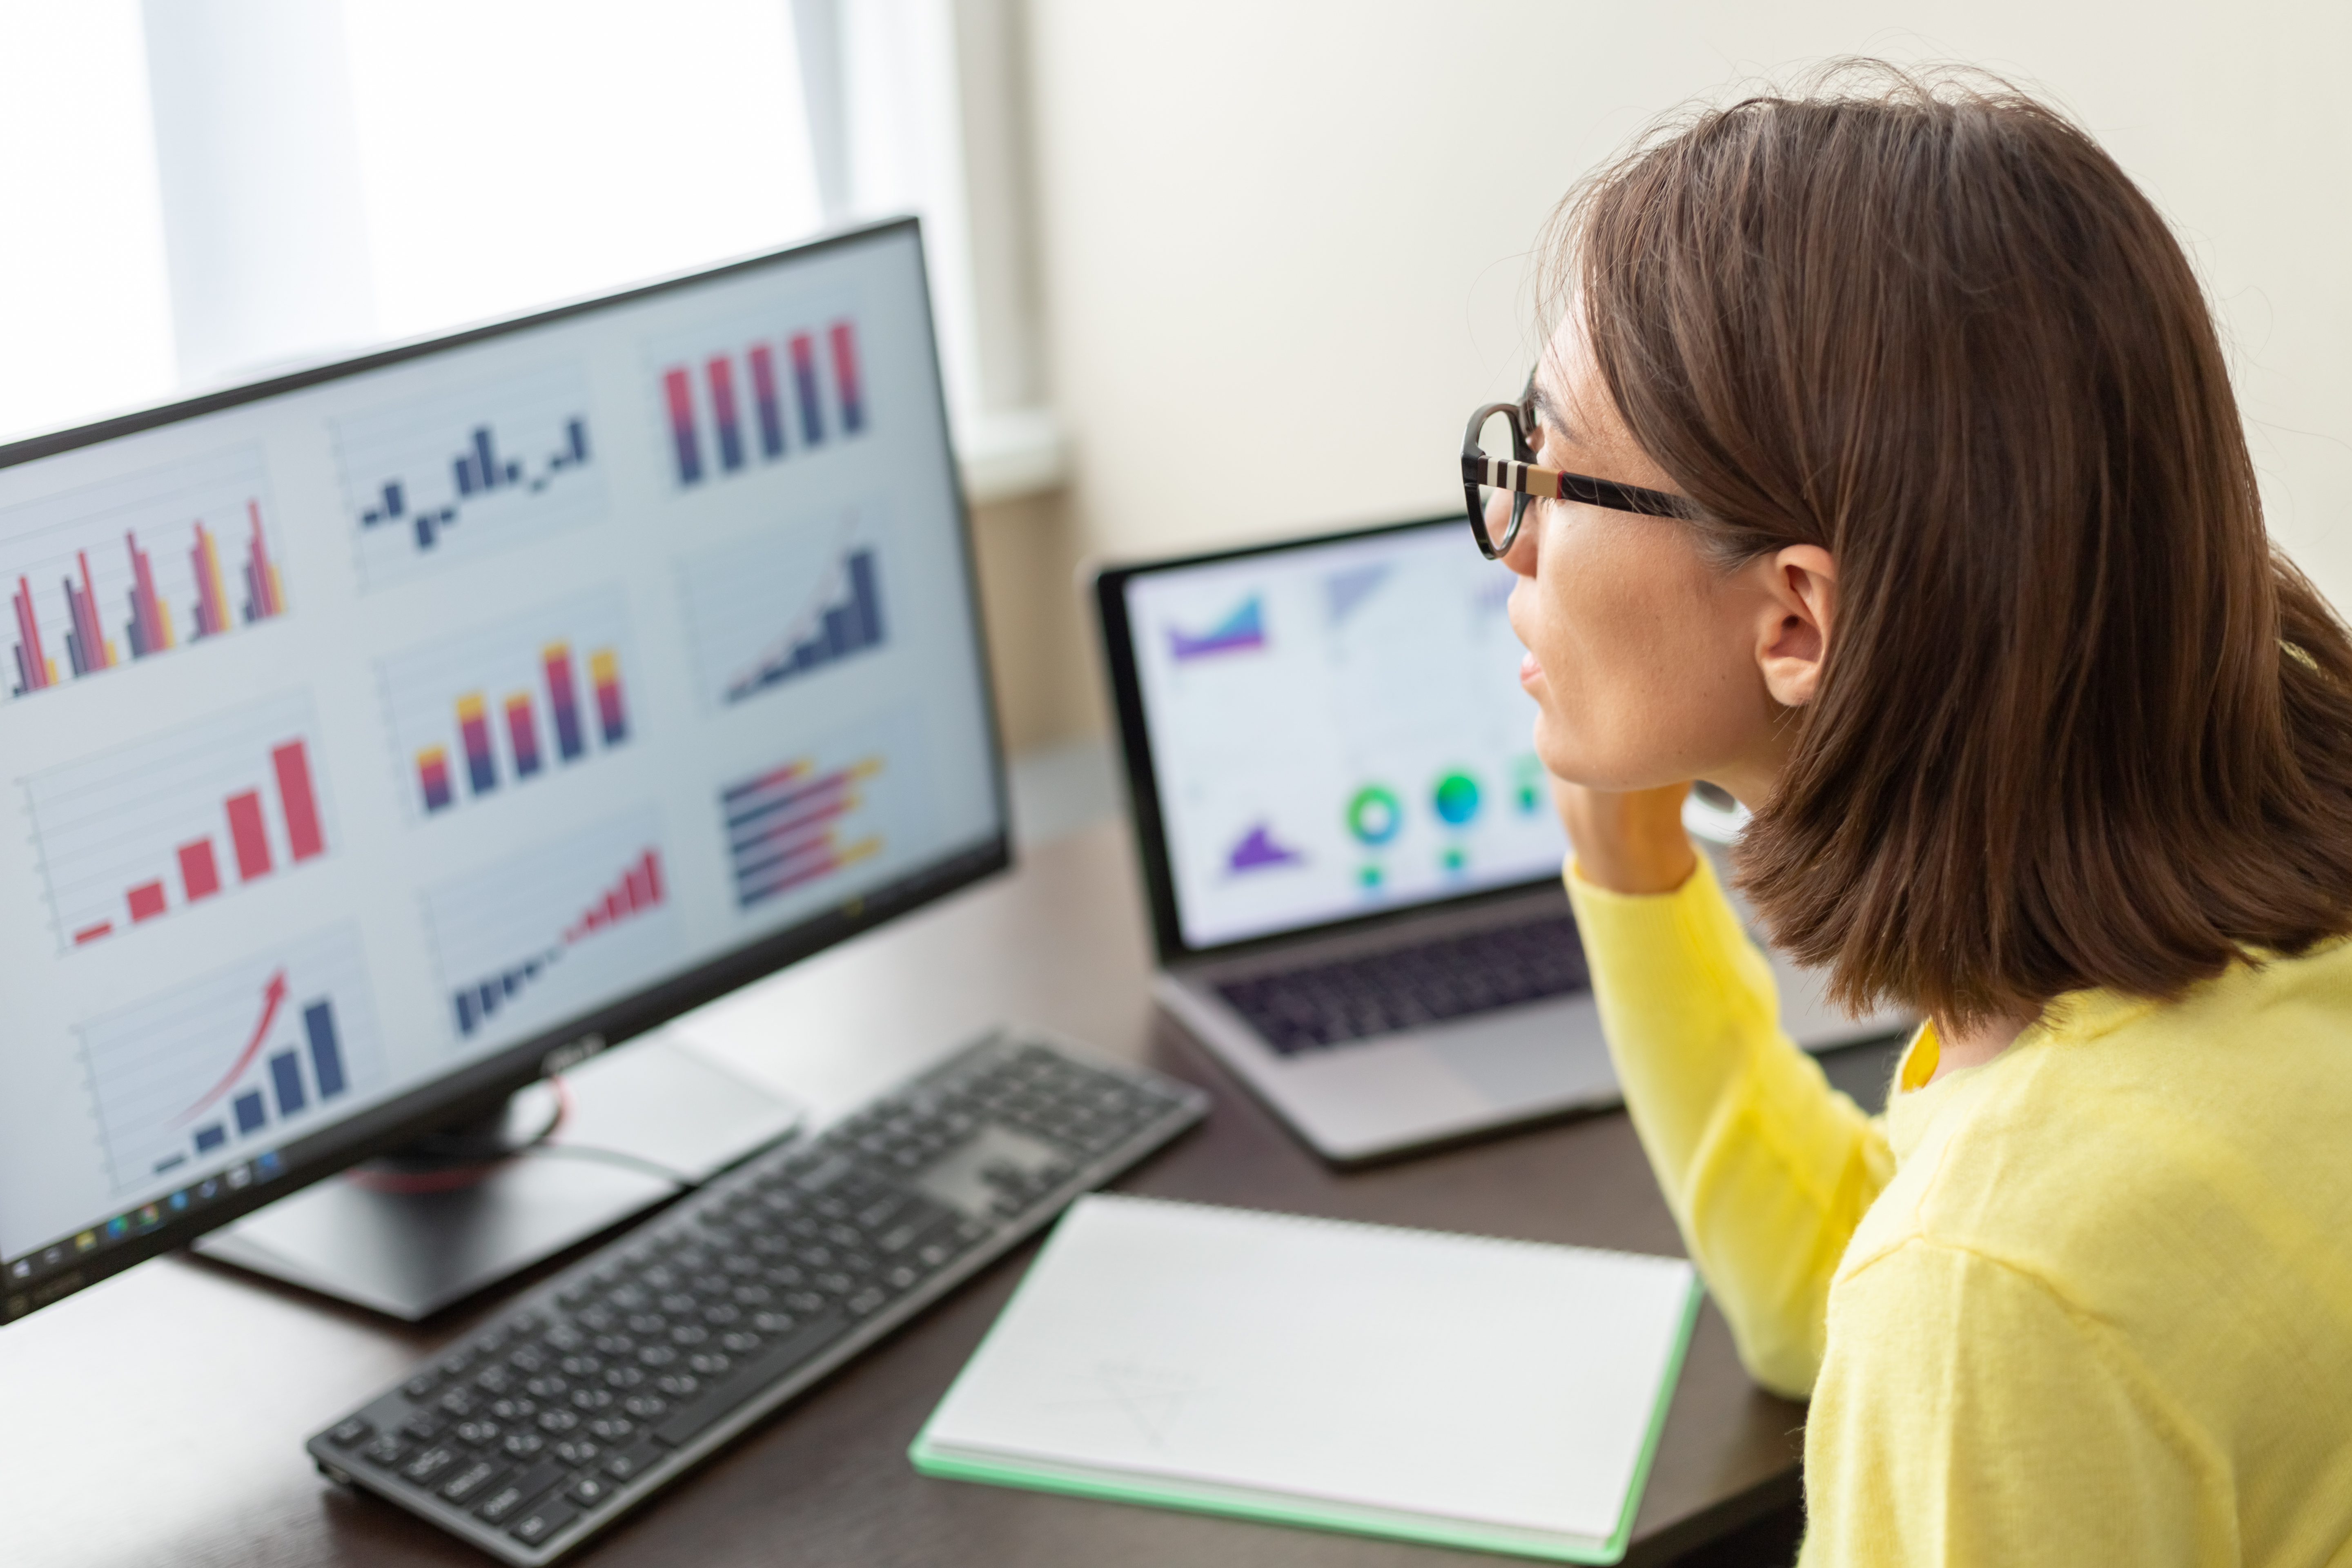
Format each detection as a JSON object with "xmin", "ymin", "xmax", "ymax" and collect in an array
[{"xmin": 1530, "ymin": 382, "xmax": 1575, "ymax": 444}]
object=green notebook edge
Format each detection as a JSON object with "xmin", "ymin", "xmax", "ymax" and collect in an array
[{"xmin": 909, "ymin": 1267, "xmax": 1708, "ymax": 1565}]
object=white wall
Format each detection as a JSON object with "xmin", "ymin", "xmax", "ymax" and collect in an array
[{"xmin": 1025, "ymin": 1, "xmax": 2352, "ymax": 613}]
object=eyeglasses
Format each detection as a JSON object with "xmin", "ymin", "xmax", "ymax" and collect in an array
[{"xmin": 1461, "ymin": 370, "xmax": 1694, "ymax": 559}]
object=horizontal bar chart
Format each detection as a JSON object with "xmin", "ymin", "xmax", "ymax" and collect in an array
[
  {"xmin": 24, "ymin": 691, "xmax": 334, "ymax": 951},
  {"xmin": 73, "ymin": 926, "xmax": 384, "ymax": 1195},
  {"xmin": 333, "ymin": 362, "xmax": 604, "ymax": 589},
  {"xmin": 0, "ymin": 445, "xmax": 289, "ymax": 702},
  {"xmin": 422, "ymin": 808, "xmax": 681, "ymax": 1049},
  {"xmin": 652, "ymin": 313, "xmax": 867, "ymax": 491},
  {"xmin": 377, "ymin": 590, "xmax": 635, "ymax": 821},
  {"xmin": 678, "ymin": 511, "xmax": 889, "ymax": 708},
  {"xmin": 720, "ymin": 753, "xmax": 884, "ymax": 910}
]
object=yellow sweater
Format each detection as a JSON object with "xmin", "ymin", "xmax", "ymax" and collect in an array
[{"xmin": 1564, "ymin": 853, "xmax": 2352, "ymax": 1566}]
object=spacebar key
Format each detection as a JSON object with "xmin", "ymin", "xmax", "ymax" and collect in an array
[{"xmin": 650, "ymin": 1312, "xmax": 851, "ymax": 1448}]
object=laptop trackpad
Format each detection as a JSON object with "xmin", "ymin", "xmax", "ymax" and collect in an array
[{"xmin": 1419, "ymin": 1002, "xmax": 1618, "ymax": 1108}]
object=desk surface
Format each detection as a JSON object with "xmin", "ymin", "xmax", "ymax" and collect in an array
[{"xmin": 2, "ymin": 820, "xmax": 1820, "ymax": 1568}]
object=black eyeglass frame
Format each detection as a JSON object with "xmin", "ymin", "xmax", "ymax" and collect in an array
[{"xmin": 1461, "ymin": 372, "xmax": 1694, "ymax": 559}]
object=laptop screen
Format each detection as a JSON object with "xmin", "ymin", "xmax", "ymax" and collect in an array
[{"xmin": 1117, "ymin": 518, "xmax": 1568, "ymax": 951}]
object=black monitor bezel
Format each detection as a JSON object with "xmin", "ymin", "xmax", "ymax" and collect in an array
[
  {"xmin": 0, "ymin": 217, "xmax": 1012, "ymax": 1323},
  {"xmin": 1092, "ymin": 513, "xmax": 1558, "ymax": 970}
]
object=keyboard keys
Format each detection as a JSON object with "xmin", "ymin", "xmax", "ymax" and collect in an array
[
  {"xmin": 508, "ymin": 1499, "xmax": 579, "ymax": 1545},
  {"xmin": 315, "ymin": 1035, "xmax": 1206, "ymax": 1564}
]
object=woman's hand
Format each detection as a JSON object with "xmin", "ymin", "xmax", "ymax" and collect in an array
[{"xmin": 1552, "ymin": 777, "xmax": 1699, "ymax": 895}]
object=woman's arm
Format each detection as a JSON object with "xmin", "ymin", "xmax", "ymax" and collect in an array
[{"xmin": 1560, "ymin": 782, "xmax": 1894, "ymax": 1397}]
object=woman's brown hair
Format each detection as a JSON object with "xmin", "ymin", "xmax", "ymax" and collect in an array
[{"xmin": 1547, "ymin": 63, "xmax": 2352, "ymax": 1026}]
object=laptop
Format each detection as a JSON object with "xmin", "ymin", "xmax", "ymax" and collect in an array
[{"xmin": 1094, "ymin": 514, "xmax": 1910, "ymax": 1164}]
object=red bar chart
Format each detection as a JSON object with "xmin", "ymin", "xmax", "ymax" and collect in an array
[
  {"xmin": 0, "ymin": 444, "xmax": 289, "ymax": 702},
  {"xmin": 22, "ymin": 692, "xmax": 334, "ymax": 952},
  {"xmin": 422, "ymin": 809, "xmax": 680, "ymax": 1048},
  {"xmin": 376, "ymin": 589, "xmax": 635, "ymax": 820},
  {"xmin": 332, "ymin": 362, "xmax": 603, "ymax": 590},
  {"xmin": 678, "ymin": 508, "xmax": 889, "ymax": 708},
  {"xmin": 649, "ymin": 310, "xmax": 867, "ymax": 491},
  {"xmin": 74, "ymin": 926, "xmax": 384, "ymax": 1195}
]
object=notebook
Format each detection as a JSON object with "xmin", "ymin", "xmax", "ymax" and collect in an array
[{"xmin": 909, "ymin": 1194, "xmax": 1703, "ymax": 1563}]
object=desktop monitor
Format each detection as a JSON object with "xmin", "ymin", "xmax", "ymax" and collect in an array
[{"xmin": 0, "ymin": 219, "xmax": 1008, "ymax": 1324}]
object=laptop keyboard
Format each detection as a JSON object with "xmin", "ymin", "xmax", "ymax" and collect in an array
[{"xmin": 1214, "ymin": 912, "xmax": 1589, "ymax": 1054}]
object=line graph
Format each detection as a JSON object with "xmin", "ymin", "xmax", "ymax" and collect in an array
[
  {"xmin": 677, "ymin": 510, "xmax": 889, "ymax": 707},
  {"xmin": 75, "ymin": 925, "xmax": 383, "ymax": 1193}
]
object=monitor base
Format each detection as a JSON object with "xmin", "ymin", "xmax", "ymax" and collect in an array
[{"xmin": 189, "ymin": 1038, "xmax": 804, "ymax": 1321}]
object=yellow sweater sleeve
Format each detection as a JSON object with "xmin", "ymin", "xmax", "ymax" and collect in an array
[{"xmin": 1564, "ymin": 853, "xmax": 1895, "ymax": 1398}]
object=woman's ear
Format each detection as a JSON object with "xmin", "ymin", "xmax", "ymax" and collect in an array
[{"xmin": 1754, "ymin": 545, "xmax": 1837, "ymax": 708}]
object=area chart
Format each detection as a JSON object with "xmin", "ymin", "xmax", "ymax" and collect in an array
[
  {"xmin": 332, "ymin": 362, "xmax": 604, "ymax": 588},
  {"xmin": 651, "ymin": 312, "xmax": 866, "ymax": 490},
  {"xmin": 74, "ymin": 926, "xmax": 384, "ymax": 1193},
  {"xmin": 0, "ymin": 444, "xmax": 288, "ymax": 700},
  {"xmin": 377, "ymin": 590, "xmax": 635, "ymax": 820},
  {"xmin": 421, "ymin": 808, "xmax": 679, "ymax": 1048},
  {"xmin": 677, "ymin": 511, "xmax": 889, "ymax": 708},
  {"xmin": 23, "ymin": 690, "xmax": 333, "ymax": 951}
]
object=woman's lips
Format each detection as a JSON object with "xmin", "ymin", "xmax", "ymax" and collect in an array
[{"xmin": 1520, "ymin": 652, "xmax": 1542, "ymax": 687}]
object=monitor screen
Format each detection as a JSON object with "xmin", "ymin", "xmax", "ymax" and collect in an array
[
  {"xmin": 0, "ymin": 220, "xmax": 1006, "ymax": 1320},
  {"xmin": 1117, "ymin": 518, "xmax": 1566, "ymax": 952}
]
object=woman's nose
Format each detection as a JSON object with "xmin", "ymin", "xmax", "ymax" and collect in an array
[{"xmin": 1493, "ymin": 494, "xmax": 1539, "ymax": 577}]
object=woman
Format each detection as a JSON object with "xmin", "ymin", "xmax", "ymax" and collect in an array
[{"xmin": 1482, "ymin": 67, "xmax": 2352, "ymax": 1562}]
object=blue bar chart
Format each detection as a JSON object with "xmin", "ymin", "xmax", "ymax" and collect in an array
[
  {"xmin": 421, "ymin": 808, "xmax": 682, "ymax": 1050},
  {"xmin": 332, "ymin": 362, "xmax": 604, "ymax": 588},
  {"xmin": 376, "ymin": 590, "xmax": 637, "ymax": 822},
  {"xmin": 74, "ymin": 926, "xmax": 385, "ymax": 1195},
  {"xmin": 677, "ymin": 510, "xmax": 889, "ymax": 707}
]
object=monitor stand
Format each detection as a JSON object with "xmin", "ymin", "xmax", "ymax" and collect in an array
[{"xmin": 190, "ymin": 1037, "xmax": 804, "ymax": 1321}]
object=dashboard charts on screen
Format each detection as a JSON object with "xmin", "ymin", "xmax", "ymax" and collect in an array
[
  {"xmin": 22, "ymin": 690, "xmax": 333, "ymax": 952},
  {"xmin": 649, "ymin": 307, "xmax": 868, "ymax": 491},
  {"xmin": 717, "ymin": 710, "xmax": 927, "ymax": 916},
  {"xmin": 421, "ymin": 807, "xmax": 680, "ymax": 1048},
  {"xmin": 376, "ymin": 589, "xmax": 636, "ymax": 821},
  {"xmin": 75, "ymin": 924, "xmax": 385, "ymax": 1197},
  {"xmin": 332, "ymin": 362, "xmax": 602, "ymax": 588},
  {"xmin": 1129, "ymin": 526, "xmax": 1567, "ymax": 949},
  {"xmin": 677, "ymin": 508, "xmax": 887, "ymax": 707},
  {"xmin": 0, "ymin": 444, "xmax": 288, "ymax": 702}
]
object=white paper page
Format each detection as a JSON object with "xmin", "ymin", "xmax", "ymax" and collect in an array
[{"xmin": 922, "ymin": 1196, "xmax": 1697, "ymax": 1539}]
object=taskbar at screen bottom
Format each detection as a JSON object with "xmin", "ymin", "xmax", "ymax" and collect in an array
[{"xmin": 0, "ymin": 832, "xmax": 1011, "ymax": 1326}]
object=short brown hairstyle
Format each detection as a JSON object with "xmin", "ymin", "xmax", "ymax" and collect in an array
[{"xmin": 1548, "ymin": 63, "xmax": 2352, "ymax": 1026}]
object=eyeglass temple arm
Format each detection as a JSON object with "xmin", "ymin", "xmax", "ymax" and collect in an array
[{"xmin": 1459, "ymin": 454, "xmax": 1692, "ymax": 520}]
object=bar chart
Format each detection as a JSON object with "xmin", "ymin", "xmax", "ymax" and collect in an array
[
  {"xmin": 376, "ymin": 590, "xmax": 635, "ymax": 820},
  {"xmin": 0, "ymin": 444, "xmax": 288, "ymax": 701},
  {"xmin": 678, "ymin": 511, "xmax": 889, "ymax": 707},
  {"xmin": 422, "ymin": 808, "xmax": 680, "ymax": 1047},
  {"xmin": 332, "ymin": 362, "xmax": 604, "ymax": 588},
  {"xmin": 649, "ymin": 311, "xmax": 867, "ymax": 490},
  {"xmin": 715, "ymin": 715, "xmax": 925, "ymax": 913},
  {"xmin": 24, "ymin": 691, "xmax": 333, "ymax": 951},
  {"xmin": 74, "ymin": 926, "xmax": 384, "ymax": 1194}
]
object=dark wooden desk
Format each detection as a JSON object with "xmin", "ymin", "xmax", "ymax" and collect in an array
[{"xmin": 1, "ymin": 821, "xmax": 1827, "ymax": 1568}]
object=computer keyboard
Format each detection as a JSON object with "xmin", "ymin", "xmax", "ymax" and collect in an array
[
  {"xmin": 309, "ymin": 1030, "xmax": 1207, "ymax": 1566},
  {"xmin": 1215, "ymin": 912, "xmax": 1589, "ymax": 1053}
]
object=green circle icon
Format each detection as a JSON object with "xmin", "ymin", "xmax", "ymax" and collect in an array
[
  {"xmin": 1346, "ymin": 785, "xmax": 1403, "ymax": 846},
  {"xmin": 1433, "ymin": 771, "xmax": 1481, "ymax": 827}
]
